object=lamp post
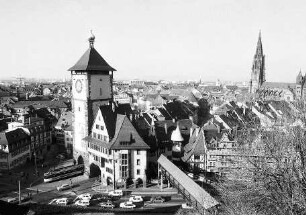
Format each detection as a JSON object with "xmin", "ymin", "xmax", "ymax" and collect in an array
[
  {"xmin": 34, "ymin": 151, "xmax": 38, "ymax": 175},
  {"xmin": 112, "ymin": 153, "xmax": 119, "ymax": 190}
]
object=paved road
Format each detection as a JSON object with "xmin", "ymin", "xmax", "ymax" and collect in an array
[{"xmin": 28, "ymin": 177, "xmax": 185, "ymax": 209}]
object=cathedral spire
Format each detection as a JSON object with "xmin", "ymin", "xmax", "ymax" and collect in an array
[
  {"xmin": 250, "ymin": 31, "xmax": 265, "ymax": 93},
  {"xmin": 255, "ymin": 30, "xmax": 263, "ymax": 56}
]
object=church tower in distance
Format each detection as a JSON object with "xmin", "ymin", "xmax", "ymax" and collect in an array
[
  {"xmin": 250, "ymin": 31, "xmax": 265, "ymax": 93},
  {"xmin": 68, "ymin": 32, "xmax": 116, "ymax": 165}
]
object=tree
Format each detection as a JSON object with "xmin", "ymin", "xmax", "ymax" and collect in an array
[
  {"xmin": 218, "ymin": 126, "xmax": 306, "ymax": 215},
  {"xmin": 194, "ymin": 98, "xmax": 211, "ymax": 127}
]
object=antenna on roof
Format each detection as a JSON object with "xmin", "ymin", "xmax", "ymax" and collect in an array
[{"xmin": 88, "ymin": 30, "xmax": 95, "ymax": 48}]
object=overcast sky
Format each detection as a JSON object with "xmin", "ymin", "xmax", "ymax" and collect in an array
[{"xmin": 1, "ymin": 0, "xmax": 306, "ymax": 82}]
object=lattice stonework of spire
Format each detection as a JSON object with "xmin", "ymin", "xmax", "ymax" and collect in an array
[{"xmin": 250, "ymin": 31, "xmax": 265, "ymax": 93}]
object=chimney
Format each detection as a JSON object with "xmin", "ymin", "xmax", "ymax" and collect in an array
[
  {"xmin": 189, "ymin": 115, "xmax": 193, "ymax": 123},
  {"xmin": 243, "ymin": 106, "xmax": 246, "ymax": 115},
  {"xmin": 172, "ymin": 118, "xmax": 175, "ymax": 123},
  {"xmin": 164, "ymin": 123, "xmax": 168, "ymax": 134}
]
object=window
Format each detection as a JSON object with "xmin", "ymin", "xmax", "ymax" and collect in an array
[
  {"xmin": 97, "ymin": 134, "xmax": 101, "ymax": 140},
  {"xmin": 78, "ymin": 107, "xmax": 81, "ymax": 111},
  {"xmin": 137, "ymin": 169, "xmax": 140, "ymax": 175},
  {"xmin": 104, "ymin": 136, "xmax": 107, "ymax": 141},
  {"xmin": 96, "ymin": 124, "xmax": 99, "ymax": 129},
  {"xmin": 137, "ymin": 159, "xmax": 140, "ymax": 165},
  {"xmin": 100, "ymin": 125, "xmax": 104, "ymax": 130},
  {"xmin": 137, "ymin": 150, "xmax": 140, "ymax": 155}
]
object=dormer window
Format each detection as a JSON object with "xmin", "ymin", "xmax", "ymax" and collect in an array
[{"xmin": 120, "ymin": 141, "xmax": 129, "ymax": 146}]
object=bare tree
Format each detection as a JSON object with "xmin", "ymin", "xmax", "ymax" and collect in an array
[{"xmin": 217, "ymin": 126, "xmax": 306, "ymax": 215}]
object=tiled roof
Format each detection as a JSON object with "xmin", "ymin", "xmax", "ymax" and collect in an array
[
  {"xmin": 1, "ymin": 128, "xmax": 29, "ymax": 150},
  {"xmin": 261, "ymin": 82, "xmax": 296, "ymax": 89},
  {"xmin": 55, "ymin": 111, "xmax": 72, "ymax": 129},
  {"xmin": 157, "ymin": 108, "xmax": 172, "ymax": 120},
  {"xmin": 155, "ymin": 119, "xmax": 193, "ymax": 146},
  {"xmin": 85, "ymin": 111, "xmax": 149, "ymax": 150},
  {"xmin": 158, "ymin": 155, "xmax": 219, "ymax": 210},
  {"xmin": 100, "ymin": 106, "xmax": 117, "ymax": 139},
  {"xmin": 182, "ymin": 128, "xmax": 207, "ymax": 162},
  {"xmin": 68, "ymin": 47, "xmax": 116, "ymax": 71},
  {"xmin": 110, "ymin": 115, "xmax": 150, "ymax": 150}
]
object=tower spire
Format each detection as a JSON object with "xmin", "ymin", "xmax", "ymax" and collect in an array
[
  {"xmin": 250, "ymin": 30, "xmax": 265, "ymax": 93},
  {"xmin": 256, "ymin": 30, "xmax": 263, "ymax": 56},
  {"xmin": 88, "ymin": 30, "xmax": 95, "ymax": 48}
]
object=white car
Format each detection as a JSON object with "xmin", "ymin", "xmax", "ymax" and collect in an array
[
  {"xmin": 108, "ymin": 190, "xmax": 123, "ymax": 197},
  {"xmin": 56, "ymin": 198, "xmax": 69, "ymax": 205},
  {"xmin": 48, "ymin": 199, "xmax": 58, "ymax": 205},
  {"xmin": 129, "ymin": 195, "xmax": 143, "ymax": 203},
  {"xmin": 120, "ymin": 201, "xmax": 136, "ymax": 209},
  {"xmin": 57, "ymin": 184, "xmax": 70, "ymax": 191},
  {"xmin": 77, "ymin": 193, "xmax": 92, "ymax": 200},
  {"xmin": 187, "ymin": 173, "xmax": 194, "ymax": 178},
  {"xmin": 75, "ymin": 199, "xmax": 90, "ymax": 207},
  {"xmin": 198, "ymin": 176, "xmax": 205, "ymax": 182},
  {"xmin": 182, "ymin": 202, "xmax": 193, "ymax": 209}
]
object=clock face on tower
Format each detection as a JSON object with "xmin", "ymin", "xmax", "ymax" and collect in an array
[{"xmin": 75, "ymin": 80, "xmax": 82, "ymax": 93}]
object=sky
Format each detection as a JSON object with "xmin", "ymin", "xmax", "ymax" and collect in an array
[{"xmin": 1, "ymin": 0, "xmax": 306, "ymax": 82}]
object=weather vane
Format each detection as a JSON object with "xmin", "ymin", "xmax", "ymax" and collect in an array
[{"xmin": 88, "ymin": 30, "xmax": 95, "ymax": 48}]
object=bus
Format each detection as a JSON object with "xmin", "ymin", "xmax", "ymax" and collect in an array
[{"xmin": 44, "ymin": 164, "xmax": 84, "ymax": 183}]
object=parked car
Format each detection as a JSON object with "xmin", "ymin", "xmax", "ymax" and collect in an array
[
  {"xmin": 120, "ymin": 201, "xmax": 136, "ymax": 209},
  {"xmin": 129, "ymin": 195, "xmax": 143, "ymax": 203},
  {"xmin": 198, "ymin": 176, "xmax": 205, "ymax": 182},
  {"xmin": 57, "ymin": 184, "xmax": 71, "ymax": 191},
  {"xmin": 100, "ymin": 200, "xmax": 115, "ymax": 209},
  {"xmin": 6, "ymin": 197, "xmax": 19, "ymax": 204},
  {"xmin": 48, "ymin": 199, "xmax": 58, "ymax": 205},
  {"xmin": 182, "ymin": 202, "xmax": 193, "ymax": 209},
  {"xmin": 108, "ymin": 190, "xmax": 123, "ymax": 197},
  {"xmin": 91, "ymin": 193, "xmax": 111, "ymax": 201},
  {"xmin": 75, "ymin": 199, "xmax": 90, "ymax": 207},
  {"xmin": 76, "ymin": 193, "xmax": 92, "ymax": 200},
  {"xmin": 187, "ymin": 173, "xmax": 194, "ymax": 178},
  {"xmin": 56, "ymin": 198, "xmax": 69, "ymax": 206},
  {"xmin": 150, "ymin": 196, "xmax": 165, "ymax": 203}
]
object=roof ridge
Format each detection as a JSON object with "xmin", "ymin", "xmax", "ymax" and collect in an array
[{"xmin": 109, "ymin": 114, "xmax": 125, "ymax": 148}]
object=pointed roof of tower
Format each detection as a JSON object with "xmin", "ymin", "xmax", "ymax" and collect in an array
[
  {"xmin": 68, "ymin": 33, "xmax": 116, "ymax": 72},
  {"xmin": 171, "ymin": 122, "xmax": 184, "ymax": 142},
  {"xmin": 255, "ymin": 30, "xmax": 263, "ymax": 57},
  {"xmin": 296, "ymin": 69, "xmax": 303, "ymax": 84}
]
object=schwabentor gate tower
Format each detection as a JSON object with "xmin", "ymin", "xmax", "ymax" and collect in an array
[{"xmin": 69, "ymin": 33, "xmax": 116, "ymax": 168}]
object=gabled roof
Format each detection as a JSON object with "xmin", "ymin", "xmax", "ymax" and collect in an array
[
  {"xmin": 68, "ymin": 47, "xmax": 116, "ymax": 71},
  {"xmin": 100, "ymin": 106, "xmax": 117, "ymax": 139},
  {"xmin": 110, "ymin": 115, "xmax": 150, "ymax": 150},
  {"xmin": 85, "ymin": 108, "xmax": 149, "ymax": 150},
  {"xmin": 182, "ymin": 128, "xmax": 207, "ymax": 162}
]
